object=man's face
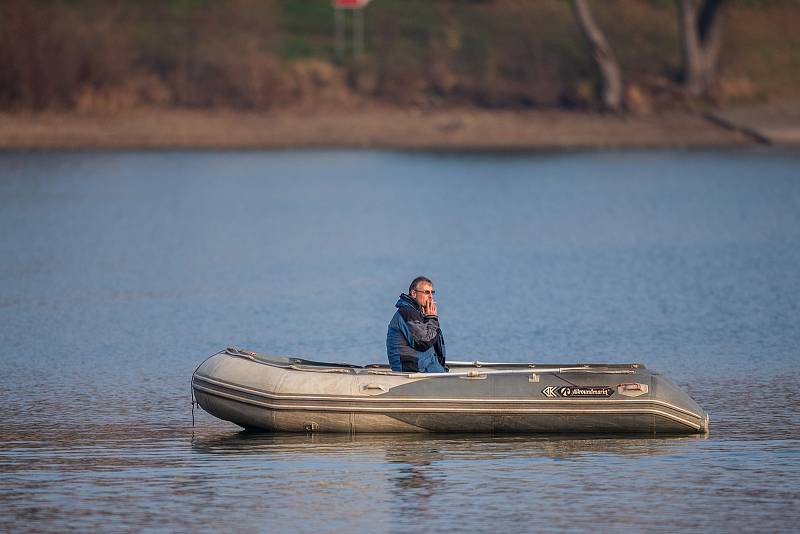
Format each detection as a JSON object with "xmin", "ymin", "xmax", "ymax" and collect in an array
[{"xmin": 411, "ymin": 282, "xmax": 434, "ymax": 308}]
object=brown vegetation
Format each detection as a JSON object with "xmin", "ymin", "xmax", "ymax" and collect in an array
[
  {"xmin": 0, "ymin": 0, "xmax": 288, "ymax": 111},
  {"xmin": 0, "ymin": 0, "xmax": 798, "ymax": 113}
]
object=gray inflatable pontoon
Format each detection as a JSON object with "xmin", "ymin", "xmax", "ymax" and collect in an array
[{"xmin": 192, "ymin": 348, "xmax": 709, "ymax": 435}]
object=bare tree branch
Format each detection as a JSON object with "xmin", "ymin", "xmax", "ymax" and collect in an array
[
  {"xmin": 571, "ymin": 0, "xmax": 622, "ymax": 112},
  {"xmin": 678, "ymin": 0, "xmax": 727, "ymax": 97}
]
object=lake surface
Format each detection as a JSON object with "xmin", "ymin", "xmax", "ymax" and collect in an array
[{"xmin": 1, "ymin": 148, "xmax": 799, "ymax": 532}]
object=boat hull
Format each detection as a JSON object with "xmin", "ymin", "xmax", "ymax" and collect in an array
[{"xmin": 192, "ymin": 349, "xmax": 709, "ymax": 435}]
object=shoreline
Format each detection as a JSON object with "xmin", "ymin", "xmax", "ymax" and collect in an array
[{"xmin": 1, "ymin": 106, "xmax": 797, "ymax": 150}]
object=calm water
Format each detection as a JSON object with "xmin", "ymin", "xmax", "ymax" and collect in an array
[{"xmin": 1, "ymin": 149, "xmax": 799, "ymax": 532}]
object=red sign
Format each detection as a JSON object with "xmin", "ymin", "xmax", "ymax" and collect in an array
[{"xmin": 333, "ymin": 0, "xmax": 371, "ymax": 8}]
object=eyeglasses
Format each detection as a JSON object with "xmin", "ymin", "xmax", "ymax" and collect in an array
[{"xmin": 413, "ymin": 289, "xmax": 435, "ymax": 295}]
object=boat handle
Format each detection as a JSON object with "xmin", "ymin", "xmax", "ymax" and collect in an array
[
  {"xmin": 459, "ymin": 371, "xmax": 487, "ymax": 380},
  {"xmin": 362, "ymin": 383, "xmax": 388, "ymax": 392}
]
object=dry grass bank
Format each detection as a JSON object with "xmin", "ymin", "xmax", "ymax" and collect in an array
[{"xmin": 0, "ymin": 107, "xmax": 753, "ymax": 150}]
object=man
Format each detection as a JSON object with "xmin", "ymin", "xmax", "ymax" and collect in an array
[{"xmin": 386, "ymin": 276, "xmax": 447, "ymax": 373}]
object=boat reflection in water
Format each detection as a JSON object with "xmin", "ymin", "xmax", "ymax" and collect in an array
[
  {"xmin": 190, "ymin": 430, "xmax": 709, "ymax": 459},
  {"xmin": 191, "ymin": 430, "xmax": 709, "ymax": 506}
]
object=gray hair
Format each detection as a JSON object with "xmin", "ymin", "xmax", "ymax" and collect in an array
[{"xmin": 409, "ymin": 276, "xmax": 433, "ymax": 294}]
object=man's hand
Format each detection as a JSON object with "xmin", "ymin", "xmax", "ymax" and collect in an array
[{"xmin": 425, "ymin": 299, "xmax": 438, "ymax": 316}]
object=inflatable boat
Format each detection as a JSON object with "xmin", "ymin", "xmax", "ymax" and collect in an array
[{"xmin": 192, "ymin": 347, "xmax": 709, "ymax": 435}]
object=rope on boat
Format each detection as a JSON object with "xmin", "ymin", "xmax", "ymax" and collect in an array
[
  {"xmin": 191, "ymin": 382, "xmax": 195, "ymax": 428},
  {"xmin": 408, "ymin": 366, "xmax": 601, "ymax": 378},
  {"xmin": 220, "ymin": 347, "xmax": 639, "ymax": 379},
  {"xmin": 447, "ymin": 360, "xmax": 643, "ymax": 369},
  {"xmin": 190, "ymin": 357, "xmax": 207, "ymax": 431},
  {"xmin": 225, "ymin": 347, "xmax": 258, "ymax": 359}
]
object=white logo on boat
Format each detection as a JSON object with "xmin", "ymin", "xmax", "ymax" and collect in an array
[{"xmin": 542, "ymin": 386, "xmax": 614, "ymax": 398}]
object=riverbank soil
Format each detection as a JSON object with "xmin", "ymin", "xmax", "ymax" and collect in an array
[
  {"xmin": 0, "ymin": 108, "xmax": 759, "ymax": 150},
  {"xmin": 708, "ymin": 102, "xmax": 800, "ymax": 145}
]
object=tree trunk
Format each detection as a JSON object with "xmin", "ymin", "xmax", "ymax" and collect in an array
[
  {"xmin": 571, "ymin": 0, "xmax": 622, "ymax": 112},
  {"xmin": 677, "ymin": 0, "xmax": 726, "ymax": 97}
]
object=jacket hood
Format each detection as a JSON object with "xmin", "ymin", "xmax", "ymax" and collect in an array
[{"xmin": 395, "ymin": 293, "xmax": 421, "ymax": 311}]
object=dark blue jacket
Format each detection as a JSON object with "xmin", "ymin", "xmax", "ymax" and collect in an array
[{"xmin": 386, "ymin": 294, "xmax": 447, "ymax": 372}]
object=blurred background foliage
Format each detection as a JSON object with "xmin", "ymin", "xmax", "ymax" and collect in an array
[{"xmin": 0, "ymin": 0, "xmax": 798, "ymax": 112}]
